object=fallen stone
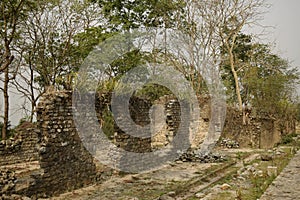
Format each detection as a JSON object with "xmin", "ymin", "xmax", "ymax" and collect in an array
[
  {"xmin": 261, "ymin": 154, "xmax": 273, "ymax": 161},
  {"xmin": 176, "ymin": 149, "xmax": 227, "ymax": 163},
  {"xmin": 195, "ymin": 192, "xmax": 206, "ymax": 198},
  {"xmin": 158, "ymin": 194, "xmax": 175, "ymax": 200},
  {"xmin": 267, "ymin": 166, "xmax": 278, "ymax": 177},
  {"xmin": 220, "ymin": 183, "xmax": 231, "ymax": 190}
]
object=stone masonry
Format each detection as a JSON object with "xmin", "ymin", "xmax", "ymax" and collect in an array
[
  {"xmin": 0, "ymin": 123, "xmax": 39, "ymax": 166},
  {"xmin": 25, "ymin": 91, "xmax": 97, "ymax": 198}
]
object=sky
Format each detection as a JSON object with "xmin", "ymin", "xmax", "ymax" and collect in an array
[
  {"xmin": 4, "ymin": 0, "xmax": 300, "ymax": 126},
  {"xmin": 257, "ymin": 0, "xmax": 300, "ymax": 69}
]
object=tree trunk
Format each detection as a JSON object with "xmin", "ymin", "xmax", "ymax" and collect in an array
[
  {"xmin": 228, "ymin": 48, "xmax": 243, "ymax": 112},
  {"xmin": 2, "ymin": 67, "xmax": 9, "ymax": 140}
]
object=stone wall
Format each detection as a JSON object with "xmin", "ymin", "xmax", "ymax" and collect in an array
[
  {"xmin": 2, "ymin": 90, "xmax": 295, "ymax": 198},
  {"xmin": 221, "ymin": 108, "xmax": 295, "ymax": 149},
  {"xmin": 0, "ymin": 123, "xmax": 39, "ymax": 166},
  {"xmin": 95, "ymin": 93, "xmax": 202, "ymax": 153},
  {"xmin": 24, "ymin": 91, "xmax": 97, "ymax": 198},
  {"xmin": 112, "ymin": 95, "xmax": 153, "ymax": 153}
]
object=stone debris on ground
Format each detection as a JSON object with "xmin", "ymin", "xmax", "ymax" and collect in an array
[
  {"xmin": 260, "ymin": 149, "xmax": 300, "ymax": 200},
  {"xmin": 176, "ymin": 148, "xmax": 227, "ymax": 163},
  {"xmin": 218, "ymin": 138, "xmax": 240, "ymax": 148}
]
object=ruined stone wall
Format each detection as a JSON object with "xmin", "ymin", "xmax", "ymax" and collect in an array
[
  {"xmin": 113, "ymin": 95, "xmax": 153, "ymax": 153},
  {"xmin": 25, "ymin": 91, "xmax": 97, "ymax": 197},
  {"xmin": 0, "ymin": 124, "xmax": 39, "ymax": 166},
  {"xmin": 221, "ymin": 108, "xmax": 295, "ymax": 149},
  {"xmin": 95, "ymin": 93, "xmax": 200, "ymax": 153},
  {"xmin": 94, "ymin": 93, "xmax": 153, "ymax": 153}
]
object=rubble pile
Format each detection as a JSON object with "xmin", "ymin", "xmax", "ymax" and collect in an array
[
  {"xmin": 219, "ymin": 138, "xmax": 240, "ymax": 148},
  {"xmin": 176, "ymin": 149, "xmax": 227, "ymax": 163}
]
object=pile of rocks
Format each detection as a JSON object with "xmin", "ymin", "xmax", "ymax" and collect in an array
[
  {"xmin": 0, "ymin": 169, "xmax": 16, "ymax": 195},
  {"xmin": 236, "ymin": 163, "xmax": 264, "ymax": 181},
  {"xmin": 176, "ymin": 149, "xmax": 227, "ymax": 163},
  {"xmin": 219, "ymin": 138, "xmax": 240, "ymax": 148},
  {"xmin": 1, "ymin": 194, "xmax": 30, "ymax": 200}
]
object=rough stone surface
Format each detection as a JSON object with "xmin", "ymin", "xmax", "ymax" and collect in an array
[
  {"xmin": 218, "ymin": 138, "xmax": 240, "ymax": 148},
  {"xmin": 0, "ymin": 169, "xmax": 16, "ymax": 195},
  {"xmin": 260, "ymin": 150, "xmax": 300, "ymax": 200},
  {"xmin": 222, "ymin": 108, "xmax": 295, "ymax": 148},
  {"xmin": 24, "ymin": 91, "xmax": 97, "ymax": 198},
  {"xmin": 1, "ymin": 90, "xmax": 295, "ymax": 198},
  {"xmin": 0, "ymin": 124, "xmax": 39, "ymax": 166}
]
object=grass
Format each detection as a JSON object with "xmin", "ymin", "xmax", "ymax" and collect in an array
[
  {"xmin": 236, "ymin": 149, "xmax": 294, "ymax": 199},
  {"xmin": 101, "ymin": 139, "xmax": 299, "ymax": 200},
  {"xmin": 189, "ymin": 144, "xmax": 296, "ymax": 200}
]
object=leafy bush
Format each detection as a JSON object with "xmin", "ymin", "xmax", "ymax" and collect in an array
[{"xmin": 280, "ymin": 133, "xmax": 298, "ymax": 145}]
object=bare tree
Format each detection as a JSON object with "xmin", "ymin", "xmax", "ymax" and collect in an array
[
  {"xmin": 0, "ymin": 0, "xmax": 33, "ymax": 139},
  {"xmin": 12, "ymin": 0, "xmax": 103, "ymax": 121},
  {"xmin": 175, "ymin": 0, "xmax": 267, "ymax": 109}
]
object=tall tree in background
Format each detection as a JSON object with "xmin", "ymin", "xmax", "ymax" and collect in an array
[
  {"xmin": 0, "ymin": 0, "xmax": 34, "ymax": 139},
  {"xmin": 12, "ymin": 0, "xmax": 102, "ymax": 121},
  {"xmin": 244, "ymin": 43, "xmax": 299, "ymax": 120},
  {"xmin": 95, "ymin": 0, "xmax": 184, "ymax": 30},
  {"xmin": 221, "ymin": 32, "xmax": 299, "ymax": 125}
]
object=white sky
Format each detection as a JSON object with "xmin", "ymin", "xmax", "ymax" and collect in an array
[{"xmin": 257, "ymin": 0, "xmax": 300, "ymax": 69}]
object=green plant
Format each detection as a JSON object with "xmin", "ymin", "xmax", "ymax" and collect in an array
[
  {"xmin": 280, "ymin": 133, "xmax": 298, "ymax": 145},
  {"xmin": 101, "ymin": 109, "xmax": 115, "ymax": 140}
]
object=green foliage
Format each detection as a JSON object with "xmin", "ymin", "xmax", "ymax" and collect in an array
[
  {"xmin": 93, "ymin": 0, "xmax": 185, "ymax": 30},
  {"xmin": 279, "ymin": 133, "xmax": 298, "ymax": 145},
  {"xmin": 244, "ymin": 44, "xmax": 299, "ymax": 119},
  {"xmin": 71, "ymin": 27, "xmax": 116, "ymax": 65},
  {"xmin": 101, "ymin": 108, "xmax": 115, "ymax": 140},
  {"xmin": 110, "ymin": 49, "xmax": 145, "ymax": 79},
  {"xmin": 221, "ymin": 33, "xmax": 253, "ymax": 101},
  {"xmin": 296, "ymin": 103, "xmax": 300, "ymax": 121},
  {"xmin": 135, "ymin": 83, "xmax": 173, "ymax": 102},
  {"xmin": 221, "ymin": 32, "xmax": 299, "ymax": 120}
]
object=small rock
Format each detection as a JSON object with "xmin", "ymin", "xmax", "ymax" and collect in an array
[
  {"xmin": 167, "ymin": 191, "xmax": 176, "ymax": 197},
  {"xmin": 261, "ymin": 154, "xmax": 273, "ymax": 161},
  {"xmin": 159, "ymin": 194, "xmax": 175, "ymax": 200},
  {"xmin": 221, "ymin": 183, "xmax": 231, "ymax": 190},
  {"xmin": 241, "ymin": 170, "xmax": 250, "ymax": 178},
  {"xmin": 267, "ymin": 166, "xmax": 278, "ymax": 177},
  {"xmin": 253, "ymin": 163, "xmax": 259, "ymax": 167},
  {"xmin": 195, "ymin": 192, "xmax": 205, "ymax": 198},
  {"xmin": 257, "ymin": 170, "xmax": 264, "ymax": 177},
  {"xmin": 237, "ymin": 176, "xmax": 246, "ymax": 181}
]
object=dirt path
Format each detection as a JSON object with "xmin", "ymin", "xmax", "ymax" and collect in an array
[
  {"xmin": 41, "ymin": 149, "xmax": 262, "ymax": 200},
  {"xmin": 38, "ymin": 147, "xmax": 297, "ymax": 200}
]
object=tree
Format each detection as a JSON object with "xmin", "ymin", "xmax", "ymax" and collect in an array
[
  {"xmin": 221, "ymin": 32, "xmax": 299, "ymax": 125},
  {"xmin": 0, "ymin": 0, "xmax": 34, "ymax": 139},
  {"xmin": 95, "ymin": 0, "xmax": 184, "ymax": 30},
  {"xmin": 12, "ymin": 0, "xmax": 102, "ymax": 121},
  {"xmin": 243, "ymin": 43, "xmax": 299, "ymax": 120}
]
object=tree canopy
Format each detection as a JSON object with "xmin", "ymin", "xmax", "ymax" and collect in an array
[{"xmin": 0, "ymin": 0, "xmax": 299, "ymax": 139}]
